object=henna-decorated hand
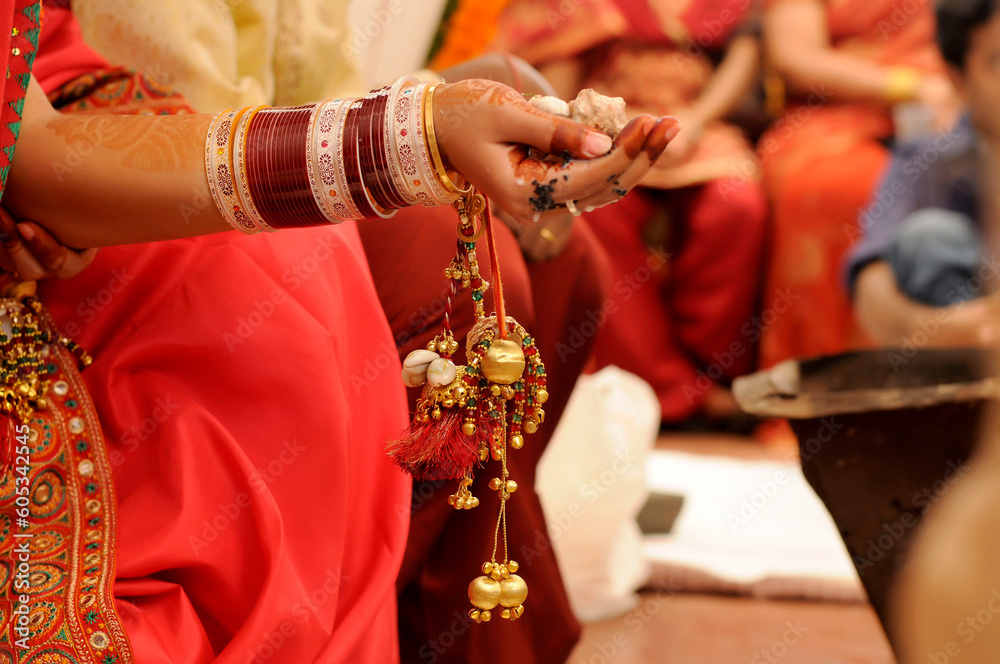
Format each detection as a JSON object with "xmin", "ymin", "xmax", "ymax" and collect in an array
[
  {"xmin": 0, "ymin": 205, "xmax": 97, "ymax": 282},
  {"xmin": 433, "ymin": 79, "xmax": 679, "ymax": 225}
]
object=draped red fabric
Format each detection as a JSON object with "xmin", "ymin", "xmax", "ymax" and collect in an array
[{"xmin": 31, "ymin": 8, "xmax": 413, "ymax": 662}]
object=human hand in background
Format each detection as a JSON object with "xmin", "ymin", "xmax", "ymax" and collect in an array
[
  {"xmin": 495, "ymin": 205, "xmax": 574, "ymax": 262},
  {"xmin": 0, "ymin": 205, "xmax": 97, "ymax": 285},
  {"xmin": 916, "ymin": 74, "xmax": 963, "ymax": 132},
  {"xmin": 934, "ymin": 294, "xmax": 1000, "ymax": 346}
]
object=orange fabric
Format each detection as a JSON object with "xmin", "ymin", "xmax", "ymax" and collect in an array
[
  {"xmin": 35, "ymin": 14, "xmax": 411, "ymax": 663},
  {"xmin": 758, "ymin": 0, "xmax": 944, "ymax": 367}
]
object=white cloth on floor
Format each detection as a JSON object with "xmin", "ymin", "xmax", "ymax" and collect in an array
[
  {"xmin": 536, "ymin": 367, "xmax": 660, "ymax": 622},
  {"xmin": 644, "ymin": 450, "xmax": 865, "ymax": 602}
]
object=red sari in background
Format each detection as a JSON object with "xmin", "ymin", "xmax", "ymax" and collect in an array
[
  {"xmin": 757, "ymin": 0, "xmax": 944, "ymax": 367},
  {"xmin": 29, "ymin": 7, "xmax": 411, "ymax": 662},
  {"xmin": 497, "ymin": 0, "xmax": 767, "ymax": 422}
]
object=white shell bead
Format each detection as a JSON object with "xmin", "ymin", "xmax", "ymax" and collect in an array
[
  {"xmin": 426, "ymin": 358, "xmax": 458, "ymax": 388},
  {"xmin": 401, "ymin": 366, "xmax": 427, "ymax": 388},
  {"xmin": 403, "ymin": 349, "xmax": 440, "ymax": 370}
]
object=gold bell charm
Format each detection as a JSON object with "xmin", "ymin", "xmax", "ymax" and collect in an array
[{"xmin": 469, "ymin": 561, "xmax": 527, "ymax": 622}]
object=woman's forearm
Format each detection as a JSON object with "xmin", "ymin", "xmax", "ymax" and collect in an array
[
  {"xmin": 764, "ymin": 0, "xmax": 907, "ymax": 103},
  {"xmin": 690, "ymin": 35, "xmax": 760, "ymax": 125},
  {"xmin": 5, "ymin": 77, "xmax": 225, "ymax": 248},
  {"xmin": 3, "ymin": 75, "xmax": 678, "ymax": 247}
]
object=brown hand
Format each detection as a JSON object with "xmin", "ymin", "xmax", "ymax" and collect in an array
[
  {"xmin": 433, "ymin": 79, "xmax": 679, "ymax": 224},
  {"xmin": 0, "ymin": 206, "xmax": 98, "ymax": 280}
]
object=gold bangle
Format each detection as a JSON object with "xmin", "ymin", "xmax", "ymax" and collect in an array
[
  {"xmin": 424, "ymin": 84, "xmax": 473, "ymax": 196},
  {"xmin": 884, "ymin": 67, "xmax": 922, "ymax": 104}
]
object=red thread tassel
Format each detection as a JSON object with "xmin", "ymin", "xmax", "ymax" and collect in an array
[{"xmin": 387, "ymin": 409, "xmax": 489, "ymax": 481}]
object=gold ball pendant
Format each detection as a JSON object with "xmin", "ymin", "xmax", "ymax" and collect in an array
[
  {"xmin": 468, "ymin": 576, "xmax": 502, "ymax": 610},
  {"xmin": 499, "ymin": 574, "xmax": 528, "ymax": 607},
  {"xmin": 480, "ymin": 339, "xmax": 525, "ymax": 385}
]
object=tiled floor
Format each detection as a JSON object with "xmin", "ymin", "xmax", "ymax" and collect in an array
[{"xmin": 568, "ymin": 430, "xmax": 897, "ymax": 664}]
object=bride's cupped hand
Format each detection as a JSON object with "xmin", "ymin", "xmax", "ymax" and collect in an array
[{"xmin": 433, "ymin": 79, "xmax": 680, "ymax": 225}]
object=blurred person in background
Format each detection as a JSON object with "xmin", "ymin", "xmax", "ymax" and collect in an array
[
  {"xmin": 846, "ymin": 0, "xmax": 1000, "ymax": 349},
  {"xmin": 497, "ymin": 0, "xmax": 768, "ymax": 427},
  {"xmin": 757, "ymin": 0, "xmax": 959, "ymax": 370},
  {"xmin": 891, "ymin": 2, "xmax": 1000, "ymax": 660}
]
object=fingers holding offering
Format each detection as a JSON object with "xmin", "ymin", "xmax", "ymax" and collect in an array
[
  {"xmin": 432, "ymin": 79, "xmax": 680, "ymax": 225},
  {"xmin": 572, "ymin": 117, "xmax": 681, "ymax": 212},
  {"xmin": 497, "ymin": 115, "xmax": 679, "ymax": 223}
]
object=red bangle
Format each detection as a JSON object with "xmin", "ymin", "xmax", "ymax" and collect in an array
[
  {"xmin": 248, "ymin": 107, "xmax": 328, "ymax": 229},
  {"xmin": 358, "ymin": 95, "xmax": 392, "ymax": 210},
  {"xmin": 279, "ymin": 107, "xmax": 321, "ymax": 227},
  {"xmin": 344, "ymin": 101, "xmax": 378, "ymax": 218},
  {"xmin": 246, "ymin": 108, "xmax": 273, "ymax": 225},
  {"xmin": 370, "ymin": 91, "xmax": 407, "ymax": 209}
]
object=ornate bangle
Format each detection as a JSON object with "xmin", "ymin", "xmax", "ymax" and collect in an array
[
  {"xmin": 206, "ymin": 109, "xmax": 262, "ymax": 235},
  {"xmin": 205, "ymin": 76, "xmax": 464, "ymax": 229},
  {"xmin": 392, "ymin": 77, "xmax": 436, "ymax": 207},
  {"xmin": 424, "ymin": 84, "xmax": 472, "ymax": 199},
  {"xmin": 386, "ymin": 78, "xmax": 419, "ymax": 206},
  {"xmin": 308, "ymin": 98, "xmax": 349, "ymax": 223},
  {"xmin": 411, "ymin": 82, "xmax": 455, "ymax": 205},
  {"xmin": 884, "ymin": 67, "xmax": 922, "ymax": 104},
  {"xmin": 330, "ymin": 97, "xmax": 365, "ymax": 220}
]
